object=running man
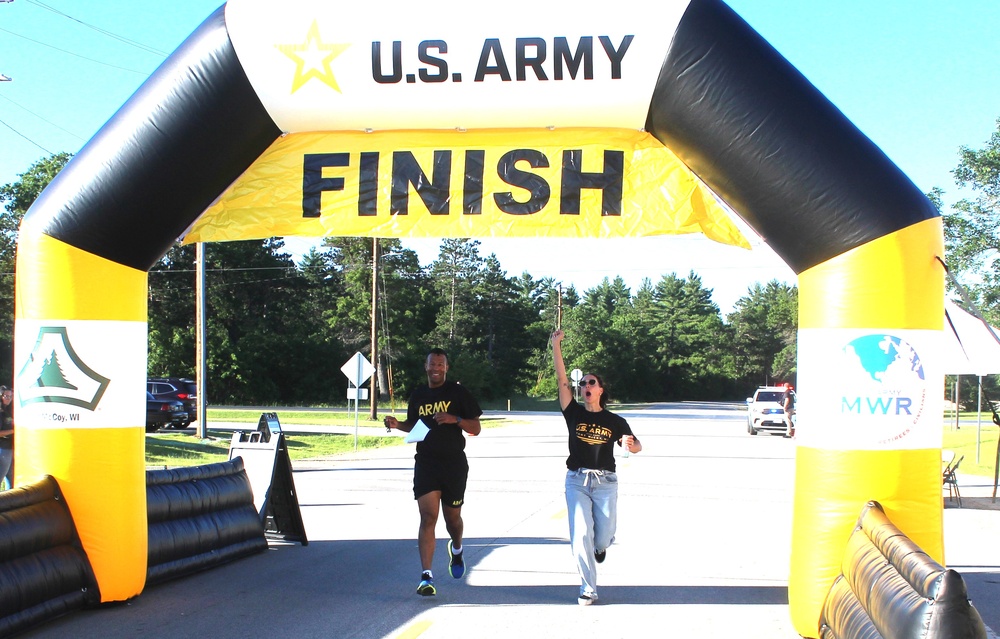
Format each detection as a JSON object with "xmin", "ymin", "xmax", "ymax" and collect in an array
[{"xmin": 384, "ymin": 348, "xmax": 482, "ymax": 596}]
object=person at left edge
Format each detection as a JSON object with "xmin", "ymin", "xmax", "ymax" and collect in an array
[
  {"xmin": 0, "ymin": 385, "xmax": 14, "ymax": 490},
  {"xmin": 384, "ymin": 348, "xmax": 482, "ymax": 597}
]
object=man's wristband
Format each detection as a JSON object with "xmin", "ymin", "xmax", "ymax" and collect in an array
[{"xmin": 456, "ymin": 416, "xmax": 463, "ymax": 427}]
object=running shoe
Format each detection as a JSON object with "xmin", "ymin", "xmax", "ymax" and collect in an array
[
  {"xmin": 578, "ymin": 593, "xmax": 596, "ymax": 606},
  {"xmin": 595, "ymin": 549, "xmax": 606, "ymax": 564},
  {"xmin": 448, "ymin": 540, "xmax": 465, "ymax": 579},
  {"xmin": 417, "ymin": 572, "xmax": 436, "ymax": 596}
]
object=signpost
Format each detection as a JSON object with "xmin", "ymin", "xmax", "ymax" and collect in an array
[
  {"xmin": 570, "ymin": 368, "xmax": 582, "ymax": 401},
  {"xmin": 341, "ymin": 352, "xmax": 375, "ymax": 450}
]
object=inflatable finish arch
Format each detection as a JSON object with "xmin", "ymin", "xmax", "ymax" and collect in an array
[{"xmin": 14, "ymin": 0, "xmax": 943, "ymax": 635}]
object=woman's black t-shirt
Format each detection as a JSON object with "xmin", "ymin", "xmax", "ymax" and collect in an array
[{"xmin": 561, "ymin": 399, "xmax": 637, "ymax": 472}]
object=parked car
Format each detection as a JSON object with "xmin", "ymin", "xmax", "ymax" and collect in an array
[
  {"xmin": 147, "ymin": 377, "xmax": 197, "ymax": 426},
  {"xmin": 146, "ymin": 392, "xmax": 189, "ymax": 433},
  {"xmin": 746, "ymin": 385, "xmax": 794, "ymax": 436}
]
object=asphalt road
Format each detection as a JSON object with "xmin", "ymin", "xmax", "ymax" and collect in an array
[{"xmin": 21, "ymin": 403, "xmax": 1000, "ymax": 638}]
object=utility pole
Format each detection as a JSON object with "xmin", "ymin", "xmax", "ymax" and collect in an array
[
  {"xmin": 195, "ymin": 243, "xmax": 207, "ymax": 439},
  {"xmin": 369, "ymin": 237, "xmax": 379, "ymax": 419}
]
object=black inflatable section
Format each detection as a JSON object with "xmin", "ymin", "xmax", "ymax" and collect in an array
[
  {"xmin": 23, "ymin": 4, "xmax": 282, "ymax": 272},
  {"xmin": 0, "ymin": 476, "xmax": 99, "ymax": 637},
  {"xmin": 820, "ymin": 501, "xmax": 987, "ymax": 639},
  {"xmin": 146, "ymin": 457, "xmax": 267, "ymax": 586},
  {"xmin": 647, "ymin": 0, "xmax": 939, "ymax": 274}
]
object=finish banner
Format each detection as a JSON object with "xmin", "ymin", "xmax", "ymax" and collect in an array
[{"xmin": 184, "ymin": 128, "xmax": 749, "ymax": 248}]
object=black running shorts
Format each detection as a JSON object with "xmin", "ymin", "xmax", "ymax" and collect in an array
[{"xmin": 413, "ymin": 453, "xmax": 469, "ymax": 507}]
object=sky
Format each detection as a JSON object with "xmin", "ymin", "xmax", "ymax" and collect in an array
[{"xmin": 2, "ymin": 1, "xmax": 999, "ymax": 313}]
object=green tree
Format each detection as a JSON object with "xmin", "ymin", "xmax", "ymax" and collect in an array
[
  {"xmin": 560, "ymin": 277, "xmax": 637, "ymax": 401},
  {"xmin": 0, "ymin": 152, "xmax": 72, "ymax": 383},
  {"xmin": 419, "ymin": 241, "xmax": 548, "ymax": 401},
  {"xmin": 289, "ymin": 245, "xmax": 360, "ymax": 403},
  {"xmin": 318, "ymin": 237, "xmax": 435, "ymax": 402},
  {"xmin": 323, "ymin": 237, "xmax": 381, "ymax": 354},
  {"xmin": 615, "ymin": 278, "xmax": 661, "ymax": 399},
  {"xmin": 651, "ymin": 272, "xmax": 730, "ymax": 400},
  {"xmin": 943, "ymin": 118, "xmax": 1000, "ymax": 322},
  {"xmin": 427, "ymin": 238, "xmax": 484, "ymax": 347},
  {"xmin": 726, "ymin": 280, "xmax": 798, "ymax": 391},
  {"xmin": 523, "ymin": 276, "xmax": 568, "ymax": 398},
  {"xmin": 148, "ymin": 239, "xmax": 347, "ymax": 405},
  {"xmin": 765, "ymin": 281, "xmax": 798, "ymax": 383},
  {"xmin": 147, "ymin": 244, "xmax": 199, "ymax": 377},
  {"xmin": 467, "ymin": 255, "xmax": 542, "ymax": 400}
]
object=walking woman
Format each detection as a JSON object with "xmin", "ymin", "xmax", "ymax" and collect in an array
[{"xmin": 550, "ymin": 330, "xmax": 641, "ymax": 605}]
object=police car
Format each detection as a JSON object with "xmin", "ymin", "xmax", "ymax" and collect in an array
[{"xmin": 746, "ymin": 385, "xmax": 794, "ymax": 437}]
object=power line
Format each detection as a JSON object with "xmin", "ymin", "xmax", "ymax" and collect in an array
[
  {"xmin": 149, "ymin": 265, "xmax": 300, "ymax": 276},
  {"xmin": 0, "ymin": 26, "xmax": 149, "ymax": 75},
  {"xmin": 0, "ymin": 116, "xmax": 54, "ymax": 154},
  {"xmin": 0, "ymin": 93, "xmax": 85, "ymax": 143},
  {"xmin": 0, "ymin": 2, "xmax": 168, "ymax": 158},
  {"xmin": 24, "ymin": 0, "xmax": 168, "ymax": 57}
]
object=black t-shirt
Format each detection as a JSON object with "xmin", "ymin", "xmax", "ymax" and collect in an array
[
  {"xmin": 0, "ymin": 402, "xmax": 12, "ymax": 450},
  {"xmin": 561, "ymin": 400, "xmax": 637, "ymax": 472},
  {"xmin": 406, "ymin": 380, "xmax": 482, "ymax": 458}
]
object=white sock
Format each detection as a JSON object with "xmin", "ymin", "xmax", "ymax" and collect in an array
[
  {"xmin": 452, "ymin": 545, "xmax": 462, "ymax": 554},
  {"xmin": 422, "ymin": 570, "xmax": 433, "ymax": 579}
]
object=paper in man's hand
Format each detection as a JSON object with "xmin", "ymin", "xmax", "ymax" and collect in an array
[{"xmin": 405, "ymin": 421, "xmax": 429, "ymax": 443}]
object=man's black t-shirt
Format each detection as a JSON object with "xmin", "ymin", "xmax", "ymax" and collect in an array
[
  {"xmin": 561, "ymin": 400, "xmax": 637, "ymax": 472},
  {"xmin": 406, "ymin": 380, "xmax": 482, "ymax": 457}
]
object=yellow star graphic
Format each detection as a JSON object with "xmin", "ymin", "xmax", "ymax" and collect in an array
[{"xmin": 276, "ymin": 21, "xmax": 350, "ymax": 94}]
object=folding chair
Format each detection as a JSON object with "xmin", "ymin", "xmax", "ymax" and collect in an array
[
  {"xmin": 942, "ymin": 449, "xmax": 955, "ymax": 466},
  {"xmin": 942, "ymin": 454, "xmax": 964, "ymax": 507}
]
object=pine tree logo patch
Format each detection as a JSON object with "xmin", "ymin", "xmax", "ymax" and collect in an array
[{"xmin": 16, "ymin": 326, "xmax": 110, "ymax": 410}]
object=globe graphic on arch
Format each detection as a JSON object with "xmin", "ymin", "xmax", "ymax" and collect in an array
[{"xmin": 845, "ymin": 334, "xmax": 925, "ymax": 385}]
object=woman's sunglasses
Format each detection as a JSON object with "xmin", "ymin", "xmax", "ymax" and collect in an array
[{"xmin": 578, "ymin": 379, "xmax": 598, "ymax": 388}]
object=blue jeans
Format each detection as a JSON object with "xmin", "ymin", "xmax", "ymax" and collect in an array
[{"xmin": 565, "ymin": 469, "xmax": 618, "ymax": 598}]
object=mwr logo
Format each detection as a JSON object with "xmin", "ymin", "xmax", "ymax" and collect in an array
[
  {"xmin": 838, "ymin": 334, "xmax": 927, "ymax": 442},
  {"xmin": 16, "ymin": 326, "xmax": 110, "ymax": 411}
]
